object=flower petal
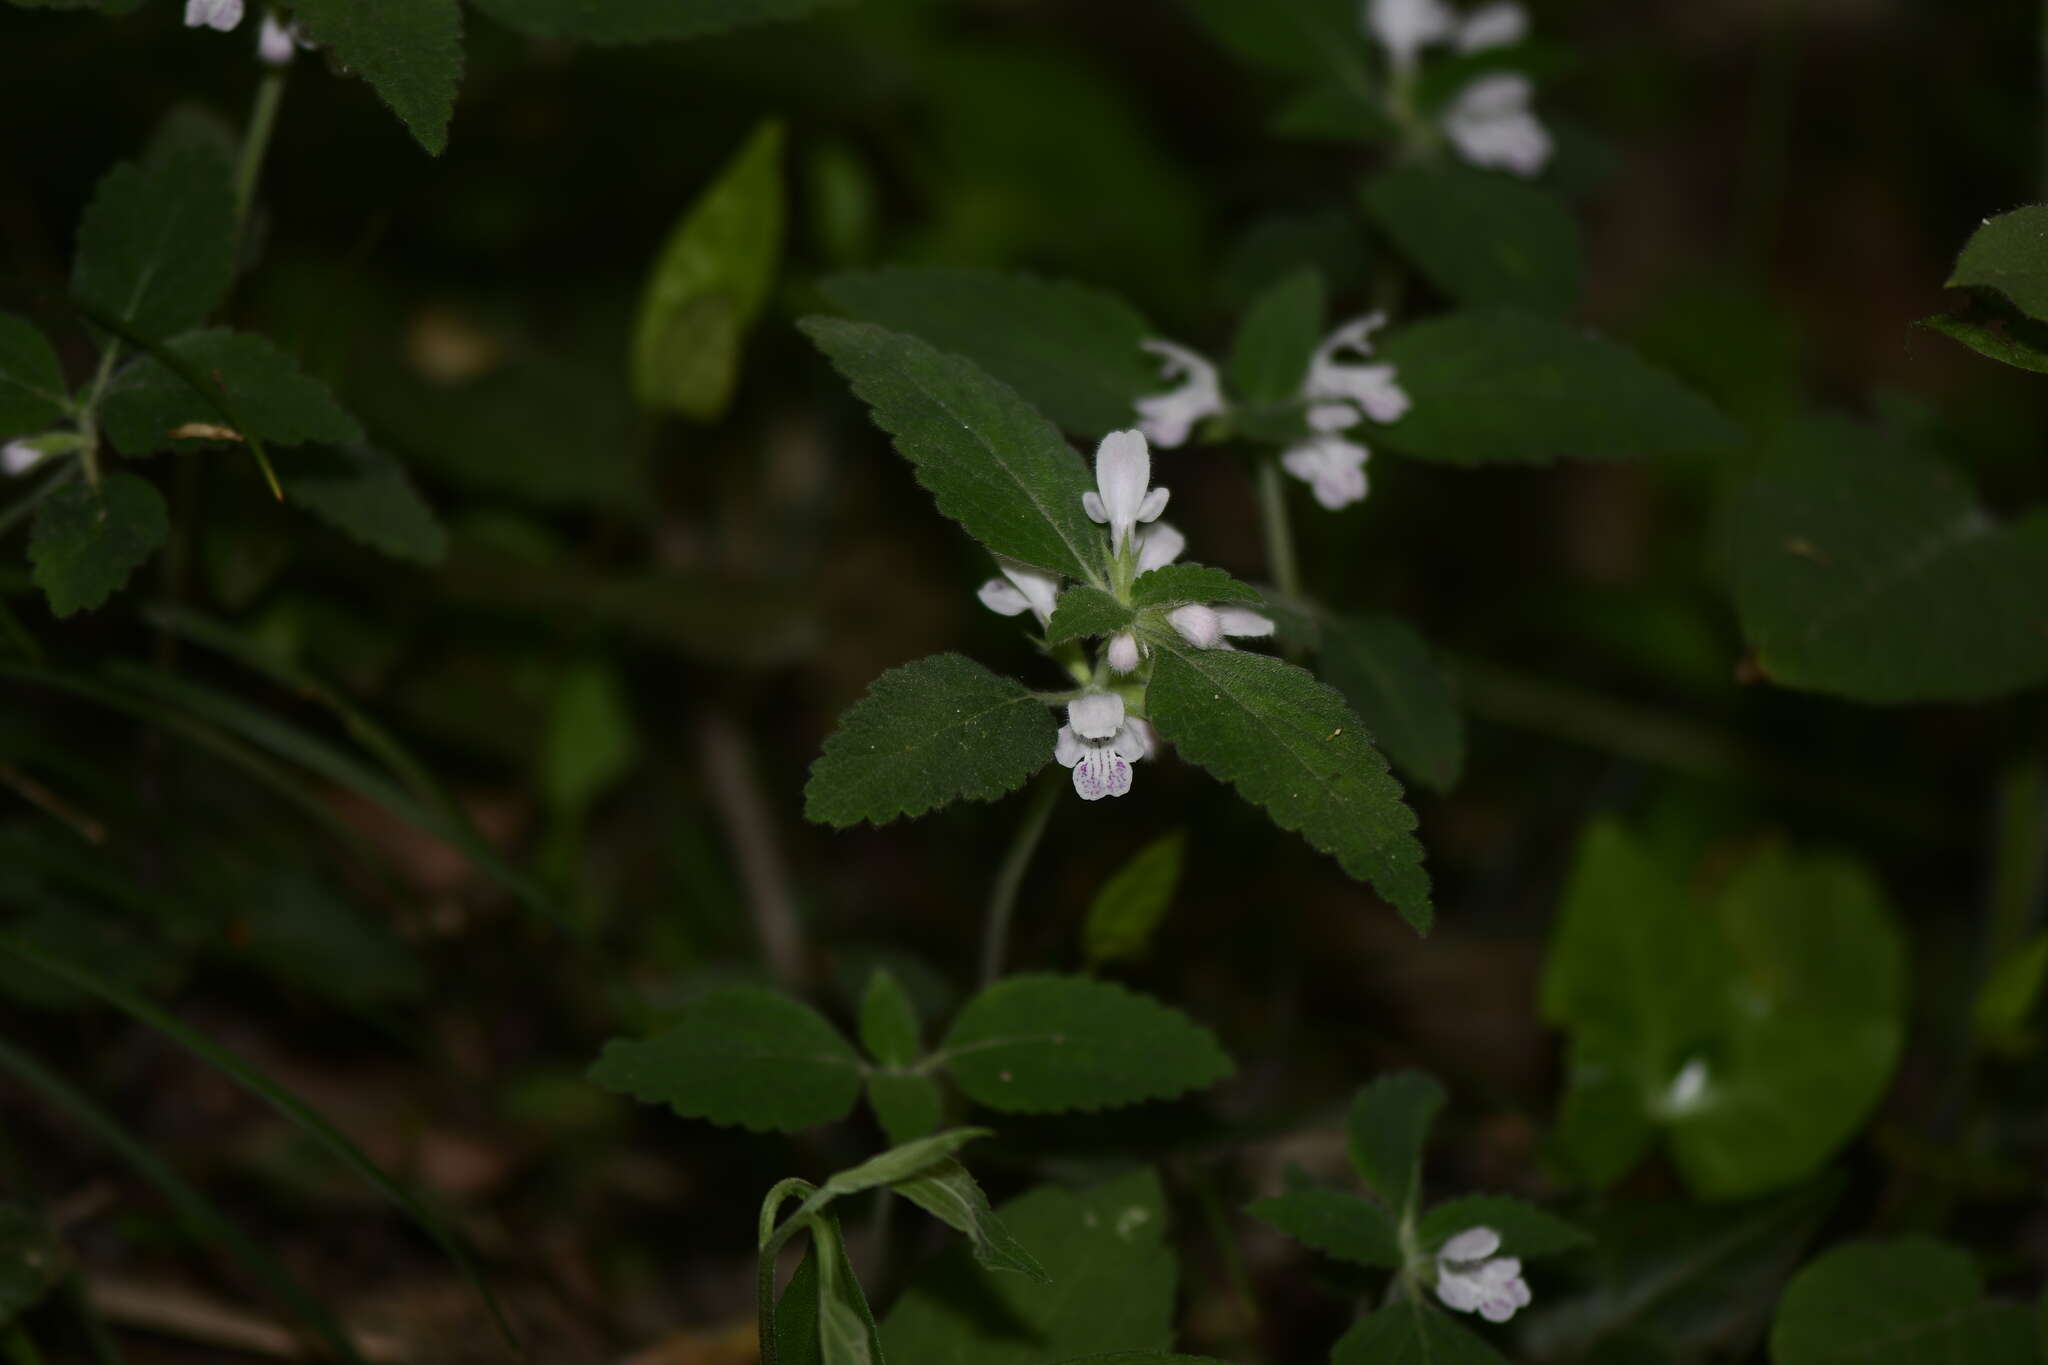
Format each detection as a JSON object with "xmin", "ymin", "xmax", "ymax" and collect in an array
[
  {"xmin": 1107, "ymin": 632, "xmax": 1142, "ymax": 674},
  {"xmin": 1369, "ymin": 0, "xmax": 1455, "ymax": 69},
  {"xmin": 1082, "ymin": 490, "xmax": 1109, "ymax": 523},
  {"xmin": 978, "ymin": 578, "xmax": 1032, "ymax": 616},
  {"xmin": 1054, "ymin": 725, "xmax": 1086, "ymax": 768},
  {"xmin": 1439, "ymin": 1226, "xmax": 1502, "ymax": 1264},
  {"xmin": 1456, "ymin": 0, "xmax": 1527, "ymax": 51},
  {"xmin": 1071, "ymin": 745, "xmax": 1134, "ymax": 800},
  {"xmin": 1136, "ymin": 340, "xmax": 1226, "ymax": 449},
  {"xmin": 1281, "ymin": 436, "xmax": 1370, "ymax": 510},
  {"xmin": 1093, "ymin": 429, "xmax": 1152, "ymax": 530},
  {"xmin": 1069, "ymin": 691, "xmax": 1126, "ymax": 740},
  {"xmin": 1216, "ymin": 606, "xmax": 1276, "ymax": 638},
  {"xmin": 1135, "ymin": 522, "xmax": 1186, "ymax": 573},
  {"xmin": 184, "ymin": 0, "xmax": 243, "ymax": 30},
  {"xmin": 1435, "ymin": 1271, "xmax": 1485, "ymax": 1314},
  {"xmin": 2, "ymin": 441, "xmax": 41, "ymax": 477},
  {"xmin": 1443, "ymin": 74, "xmax": 1552, "ymax": 177}
]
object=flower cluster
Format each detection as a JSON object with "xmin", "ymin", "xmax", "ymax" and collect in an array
[
  {"xmin": 979, "ymin": 430, "xmax": 1272, "ymax": 802},
  {"xmin": 1135, "ymin": 315, "xmax": 1410, "ymax": 511},
  {"xmin": 184, "ymin": 0, "xmax": 312, "ymax": 66},
  {"xmin": 1368, "ymin": 0, "xmax": 1552, "ymax": 177},
  {"xmin": 1433, "ymin": 1225, "xmax": 1533, "ymax": 1322}
]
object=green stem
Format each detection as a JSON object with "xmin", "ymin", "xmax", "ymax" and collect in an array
[
  {"xmin": 75, "ymin": 348, "xmax": 118, "ymax": 490},
  {"xmin": 1255, "ymin": 459, "xmax": 1302, "ymax": 602},
  {"xmin": 235, "ymin": 65, "xmax": 288, "ymax": 233},
  {"xmin": 978, "ymin": 773, "xmax": 1061, "ymax": 986}
]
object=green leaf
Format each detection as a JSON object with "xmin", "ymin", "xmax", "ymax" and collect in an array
[
  {"xmin": 810, "ymin": 1212, "xmax": 888, "ymax": 1365},
  {"xmin": 1178, "ymin": 0, "xmax": 1378, "ymax": 89},
  {"xmin": 0, "ymin": 313, "xmax": 68, "ymax": 437},
  {"xmin": 1146, "ymin": 643, "xmax": 1432, "ymax": 929},
  {"xmin": 1270, "ymin": 83, "xmax": 1397, "ymax": 142},
  {"xmin": 1347, "ymin": 1070, "xmax": 1444, "ymax": 1218},
  {"xmin": 1945, "ymin": 205, "xmax": 2048, "ymax": 320},
  {"xmin": 1332, "ymin": 1297, "xmax": 1509, "ymax": 1365},
  {"xmin": 1770, "ymin": 1239, "xmax": 2033, "ymax": 1365},
  {"xmin": 28, "ymin": 473, "xmax": 169, "ymax": 617},
  {"xmin": 891, "ymin": 1158, "xmax": 1051, "ymax": 1283},
  {"xmin": 939, "ymin": 973, "xmax": 1232, "ymax": 1114},
  {"xmin": 98, "ymin": 329, "xmax": 363, "ymax": 457},
  {"xmin": 822, "ymin": 269, "xmax": 1158, "ymax": 438},
  {"xmin": 1083, "ymin": 830, "xmax": 1186, "ymax": 969},
  {"xmin": 0, "ymin": 1205, "xmax": 60, "ymax": 1329},
  {"xmin": 1361, "ymin": 165, "xmax": 1582, "ymax": 315},
  {"xmin": 1716, "ymin": 420, "xmax": 2048, "ymax": 703},
  {"xmin": 804, "ymin": 654, "xmax": 1057, "ymax": 828},
  {"xmin": 1315, "ymin": 612, "xmax": 1464, "ymax": 794},
  {"xmin": 803, "ymin": 318, "xmax": 1107, "ymax": 582},
  {"xmin": 867, "ymin": 1072, "xmax": 943, "ymax": 1146},
  {"xmin": 278, "ymin": 445, "xmax": 449, "ymax": 566},
  {"xmin": 808, "ymin": 1130, "xmax": 992, "ymax": 1206},
  {"xmin": 293, "ymin": 0, "xmax": 463, "ymax": 156},
  {"xmin": 1416, "ymin": 1196, "xmax": 1590, "ymax": 1260},
  {"xmin": 72, "ymin": 148, "xmax": 235, "ymax": 341},
  {"xmin": 860, "ymin": 968, "xmax": 923, "ymax": 1066},
  {"xmin": 469, "ymin": 0, "xmax": 845, "ymax": 41},
  {"xmin": 1228, "ymin": 268, "xmax": 1324, "ymax": 404},
  {"xmin": 1129, "ymin": 565, "xmax": 1265, "ymax": 609},
  {"xmin": 1045, "ymin": 585, "xmax": 1135, "ymax": 645},
  {"xmin": 1376, "ymin": 310, "xmax": 1743, "ymax": 464},
  {"xmin": 882, "ymin": 1169, "xmax": 1175, "ymax": 1365},
  {"xmin": 541, "ymin": 659, "xmax": 638, "ymax": 815},
  {"xmin": 1973, "ymin": 932, "xmax": 2048, "ymax": 1046},
  {"xmin": 1246, "ymin": 1189, "xmax": 1401, "ymax": 1269},
  {"xmin": 588, "ymin": 986, "xmax": 864, "ymax": 1132},
  {"xmin": 1918, "ymin": 312, "xmax": 2048, "ymax": 374},
  {"xmin": 630, "ymin": 121, "xmax": 785, "ymax": 420},
  {"xmin": 775, "ymin": 1240, "xmax": 826, "ymax": 1365}
]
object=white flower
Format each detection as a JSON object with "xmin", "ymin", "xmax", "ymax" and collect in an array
[
  {"xmin": 2, "ymin": 440, "xmax": 41, "ymax": 477},
  {"xmin": 184, "ymin": 0, "xmax": 244, "ymax": 30},
  {"xmin": 1303, "ymin": 314, "xmax": 1410, "ymax": 433},
  {"xmin": 1082, "ymin": 429, "xmax": 1169, "ymax": 555},
  {"xmin": 977, "ymin": 558, "xmax": 1060, "ymax": 624},
  {"xmin": 1054, "ymin": 692, "xmax": 1150, "ymax": 801},
  {"xmin": 1106, "ymin": 633, "xmax": 1141, "ymax": 674},
  {"xmin": 1442, "ymin": 73, "xmax": 1552, "ymax": 177},
  {"xmin": 1281, "ymin": 434, "xmax": 1371, "ymax": 510},
  {"xmin": 1456, "ymin": 0, "xmax": 1527, "ymax": 49},
  {"xmin": 1134, "ymin": 521, "xmax": 1185, "ymax": 574},
  {"xmin": 1135, "ymin": 341, "xmax": 1225, "ymax": 450},
  {"xmin": 1368, "ymin": 0, "xmax": 1455, "ymax": 72},
  {"xmin": 258, "ymin": 12, "xmax": 314, "ymax": 65},
  {"xmin": 1215, "ymin": 605, "xmax": 1276, "ymax": 639},
  {"xmin": 1434, "ymin": 1226, "xmax": 1532, "ymax": 1323},
  {"xmin": 1168, "ymin": 602, "xmax": 1277, "ymax": 649}
]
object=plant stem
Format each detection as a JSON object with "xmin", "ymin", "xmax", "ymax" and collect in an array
[
  {"xmin": 235, "ymin": 66, "xmax": 287, "ymax": 234},
  {"xmin": 1255, "ymin": 459, "xmax": 1302, "ymax": 601},
  {"xmin": 75, "ymin": 349, "xmax": 118, "ymax": 490},
  {"xmin": 0, "ymin": 460, "xmax": 80, "ymax": 540},
  {"xmin": 978, "ymin": 773, "xmax": 1061, "ymax": 986}
]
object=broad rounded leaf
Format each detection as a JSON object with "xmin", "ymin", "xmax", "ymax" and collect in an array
[
  {"xmin": 1348, "ymin": 1070, "xmax": 1444, "ymax": 1218},
  {"xmin": 1362, "ymin": 165, "xmax": 1582, "ymax": 315},
  {"xmin": 0, "ymin": 314, "xmax": 68, "ymax": 438},
  {"xmin": 1770, "ymin": 1239, "xmax": 2033, "ymax": 1365},
  {"xmin": 1316, "ymin": 612, "xmax": 1464, "ymax": 794},
  {"xmin": 99, "ymin": 329, "xmax": 363, "ymax": 457},
  {"xmin": 867, "ymin": 1072, "xmax": 942, "ymax": 1146},
  {"xmin": 470, "ymin": 0, "xmax": 845, "ymax": 41},
  {"xmin": 1417, "ymin": 1196, "xmax": 1590, "ymax": 1260},
  {"xmin": 1045, "ymin": 585, "xmax": 1135, "ymax": 645},
  {"xmin": 72, "ymin": 149, "xmax": 235, "ymax": 341},
  {"xmin": 1333, "ymin": 1298, "xmax": 1510, "ymax": 1365},
  {"xmin": 587, "ymin": 987, "xmax": 862, "ymax": 1133},
  {"xmin": 822, "ymin": 268, "xmax": 1157, "ymax": 437},
  {"xmin": 1376, "ymin": 311, "xmax": 1743, "ymax": 464},
  {"xmin": 1130, "ymin": 565, "xmax": 1264, "ymax": 608},
  {"xmin": 801, "ymin": 318, "xmax": 1106, "ymax": 582},
  {"xmin": 29, "ymin": 474, "xmax": 169, "ymax": 618},
  {"xmin": 1946, "ymin": 205, "xmax": 2048, "ymax": 320},
  {"xmin": 804, "ymin": 654, "xmax": 1057, "ymax": 828},
  {"xmin": 1147, "ymin": 643, "xmax": 1432, "ymax": 929},
  {"xmin": 1083, "ymin": 830, "xmax": 1186, "ymax": 968},
  {"xmin": 939, "ymin": 974, "xmax": 1232, "ymax": 1113},
  {"xmin": 1717, "ymin": 421, "xmax": 2048, "ymax": 703},
  {"xmin": 1248, "ymin": 1189, "xmax": 1401, "ymax": 1268},
  {"xmin": 293, "ymin": 0, "xmax": 463, "ymax": 156},
  {"xmin": 1228, "ymin": 268, "xmax": 1324, "ymax": 404},
  {"xmin": 859, "ymin": 968, "xmax": 922, "ymax": 1066}
]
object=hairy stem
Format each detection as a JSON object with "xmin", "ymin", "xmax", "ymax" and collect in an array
[
  {"xmin": 978, "ymin": 773, "xmax": 1061, "ymax": 986},
  {"xmin": 1255, "ymin": 459, "xmax": 1302, "ymax": 602}
]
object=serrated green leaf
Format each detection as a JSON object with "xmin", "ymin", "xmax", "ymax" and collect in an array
[
  {"xmin": 1946, "ymin": 205, "xmax": 2048, "ymax": 320},
  {"xmin": 1045, "ymin": 585, "xmax": 1134, "ymax": 645},
  {"xmin": 882, "ymin": 1169, "xmax": 1175, "ymax": 1365},
  {"xmin": 1348, "ymin": 1070, "xmax": 1444, "ymax": 1219},
  {"xmin": 1332, "ymin": 1297, "xmax": 1509, "ymax": 1365},
  {"xmin": 805, "ymin": 654, "xmax": 1057, "ymax": 828},
  {"xmin": 0, "ymin": 314, "xmax": 68, "ymax": 437},
  {"xmin": 1179, "ymin": 0, "xmax": 1377, "ymax": 89},
  {"xmin": 1228, "ymin": 268, "xmax": 1324, "ymax": 404},
  {"xmin": 630, "ymin": 121, "xmax": 784, "ymax": 420},
  {"xmin": 1918, "ymin": 312, "xmax": 2048, "ymax": 374},
  {"xmin": 1146, "ymin": 643, "xmax": 1432, "ymax": 928},
  {"xmin": 939, "ymin": 973, "xmax": 1232, "ymax": 1114},
  {"xmin": 1376, "ymin": 310, "xmax": 1743, "ymax": 463},
  {"xmin": 293, "ymin": 0, "xmax": 463, "ymax": 156},
  {"xmin": 588, "ymin": 987, "xmax": 863, "ymax": 1133},
  {"xmin": 277, "ymin": 445, "xmax": 449, "ymax": 566},
  {"xmin": 541, "ymin": 659, "xmax": 637, "ymax": 815},
  {"xmin": 822, "ymin": 269, "xmax": 1158, "ymax": 438},
  {"xmin": 1362, "ymin": 165, "xmax": 1582, "ymax": 315},
  {"xmin": 801, "ymin": 318, "xmax": 1106, "ymax": 582},
  {"xmin": 28, "ymin": 473, "xmax": 168, "ymax": 617},
  {"xmin": 1130, "ymin": 565, "xmax": 1264, "ymax": 608},
  {"xmin": 891, "ymin": 1158, "xmax": 1050, "ymax": 1283},
  {"xmin": 1316, "ymin": 612, "xmax": 1464, "ymax": 794},
  {"xmin": 1770, "ymin": 1239, "xmax": 2033, "ymax": 1365},
  {"xmin": 860, "ymin": 968, "xmax": 922, "ymax": 1066},
  {"xmin": 98, "ymin": 329, "xmax": 363, "ymax": 457},
  {"xmin": 0, "ymin": 1205, "xmax": 60, "ymax": 1328},
  {"xmin": 1082, "ymin": 830, "xmax": 1186, "ymax": 969},
  {"xmin": 1416, "ymin": 1196, "xmax": 1589, "ymax": 1260},
  {"xmin": 468, "ymin": 0, "xmax": 845, "ymax": 41},
  {"xmin": 867, "ymin": 1072, "xmax": 942, "ymax": 1145},
  {"xmin": 1247, "ymin": 1189, "xmax": 1401, "ymax": 1269},
  {"xmin": 72, "ymin": 148, "xmax": 235, "ymax": 341},
  {"xmin": 1716, "ymin": 420, "xmax": 2048, "ymax": 703}
]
